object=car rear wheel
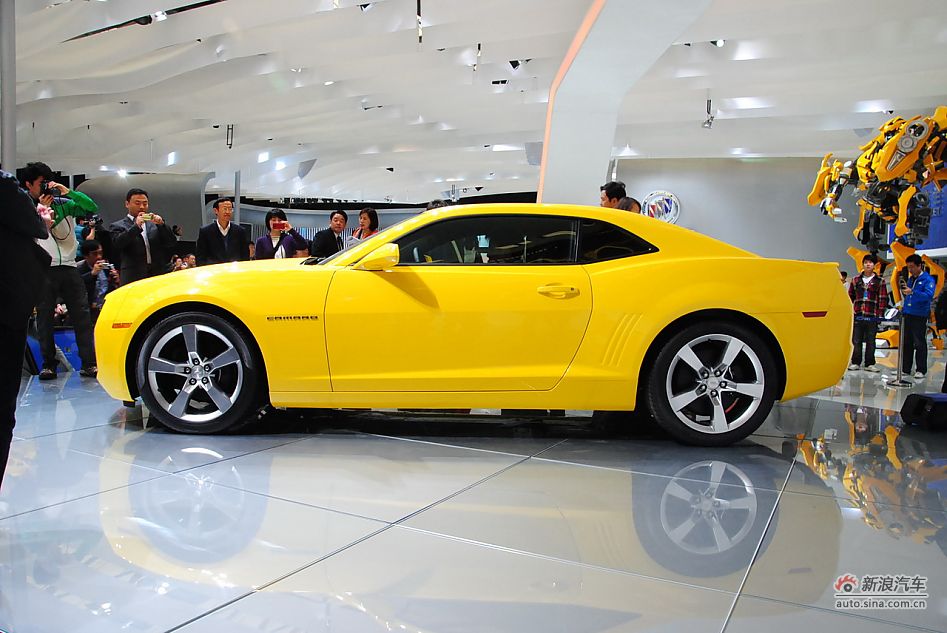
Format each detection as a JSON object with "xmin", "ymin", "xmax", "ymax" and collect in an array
[
  {"xmin": 136, "ymin": 312, "xmax": 262, "ymax": 433},
  {"xmin": 646, "ymin": 321, "xmax": 778, "ymax": 446}
]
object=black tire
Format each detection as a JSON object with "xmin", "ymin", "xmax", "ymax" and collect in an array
[
  {"xmin": 135, "ymin": 311, "xmax": 263, "ymax": 433},
  {"xmin": 646, "ymin": 321, "xmax": 778, "ymax": 446}
]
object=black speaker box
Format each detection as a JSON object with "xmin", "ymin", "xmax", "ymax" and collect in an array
[{"xmin": 901, "ymin": 393, "xmax": 947, "ymax": 427}]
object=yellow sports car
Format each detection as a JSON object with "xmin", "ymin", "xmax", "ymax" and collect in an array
[{"xmin": 95, "ymin": 204, "xmax": 852, "ymax": 446}]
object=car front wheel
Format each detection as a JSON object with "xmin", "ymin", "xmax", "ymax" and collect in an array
[
  {"xmin": 135, "ymin": 312, "xmax": 262, "ymax": 433},
  {"xmin": 646, "ymin": 321, "xmax": 778, "ymax": 446}
]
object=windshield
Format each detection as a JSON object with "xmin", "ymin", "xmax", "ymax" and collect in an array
[{"xmin": 313, "ymin": 217, "xmax": 411, "ymax": 265}]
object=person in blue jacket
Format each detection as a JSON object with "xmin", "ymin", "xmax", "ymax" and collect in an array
[{"xmin": 900, "ymin": 254, "xmax": 936, "ymax": 379}]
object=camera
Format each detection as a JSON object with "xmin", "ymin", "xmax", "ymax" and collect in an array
[
  {"xmin": 87, "ymin": 213, "xmax": 103, "ymax": 227},
  {"xmin": 40, "ymin": 181, "xmax": 56, "ymax": 196},
  {"xmin": 272, "ymin": 220, "xmax": 290, "ymax": 231},
  {"xmin": 140, "ymin": 213, "xmax": 154, "ymax": 222},
  {"xmin": 100, "ymin": 262, "xmax": 114, "ymax": 270}
]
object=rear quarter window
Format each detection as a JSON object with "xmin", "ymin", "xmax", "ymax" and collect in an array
[{"xmin": 577, "ymin": 218, "xmax": 658, "ymax": 263}]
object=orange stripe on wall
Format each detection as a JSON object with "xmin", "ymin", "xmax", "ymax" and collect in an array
[{"xmin": 536, "ymin": 0, "xmax": 607, "ymax": 203}]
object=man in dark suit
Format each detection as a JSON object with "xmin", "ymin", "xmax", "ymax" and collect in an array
[
  {"xmin": 196, "ymin": 198, "xmax": 250, "ymax": 266},
  {"xmin": 108, "ymin": 188, "xmax": 176, "ymax": 284},
  {"xmin": 0, "ymin": 170, "xmax": 51, "ymax": 486},
  {"xmin": 310, "ymin": 210, "xmax": 348, "ymax": 258}
]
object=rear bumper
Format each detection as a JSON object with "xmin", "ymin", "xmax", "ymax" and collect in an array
[{"xmin": 763, "ymin": 297, "xmax": 852, "ymax": 401}]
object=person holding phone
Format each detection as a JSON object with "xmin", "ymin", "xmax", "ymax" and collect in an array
[
  {"xmin": 254, "ymin": 208, "xmax": 308, "ymax": 259},
  {"xmin": 899, "ymin": 254, "xmax": 937, "ymax": 379},
  {"xmin": 108, "ymin": 188, "xmax": 177, "ymax": 284}
]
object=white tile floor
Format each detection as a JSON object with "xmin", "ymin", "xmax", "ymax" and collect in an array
[
  {"xmin": 809, "ymin": 348, "xmax": 946, "ymax": 410},
  {"xmin": 1, "ymin": 368, "xmax": 945, "ymax": 632}
]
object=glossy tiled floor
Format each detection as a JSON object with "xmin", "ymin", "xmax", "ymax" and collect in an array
[{"xmin": 2, "ymin": 369, "xmax": 946, "ymax": 632}]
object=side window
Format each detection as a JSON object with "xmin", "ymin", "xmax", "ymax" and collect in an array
[
  {"xmin": 395, "ymin": 215, "xmax": 577, "ymax": 265},
  {"xmin": 577, "ymin": 219, "xmax": 658, "ymax": 263}
]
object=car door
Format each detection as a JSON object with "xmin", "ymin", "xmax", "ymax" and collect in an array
[{"xmin": 323, "ymin": 214, "xmax": 593, "ymax": 392}]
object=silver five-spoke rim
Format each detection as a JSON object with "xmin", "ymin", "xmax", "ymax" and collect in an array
[
  {"xmin": 665, "ymin": 334, "xmax": 765, "ymax": 435},
  {"xmin": 147, "ymin": 324, "xmax": 244, "ymax": 423},
  {"xmin": 659, "ymin": 460, "xmax": 758, "ymax": 555}
]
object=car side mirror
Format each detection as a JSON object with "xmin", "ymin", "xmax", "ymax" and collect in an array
[{"xmin": 355, "ymin": 243, "xmax": 400, "ymax": 271}]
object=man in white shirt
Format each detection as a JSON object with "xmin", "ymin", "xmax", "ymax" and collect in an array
[{"xmin": 196, "ymin": 198, "xmax": 250, "ymax": 266}]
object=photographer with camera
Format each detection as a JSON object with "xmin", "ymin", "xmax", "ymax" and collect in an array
[
  {"xmin": 20, "ymin": 162, "xmax": 99, "ymax": 380},
  {"xmin": 77, "ymin": 239, "xmax": 120, "ymax": 323},
  {"xmin": 0, "ymin": 170, "xmax": 51, "ymax": 487},
  {"xmin": 254, "ymin": 208, "xmax": 308, "ymax": 259},
  {"xmin": 108, "ymin": 188, "xmax": 176, "ymax": 284}
]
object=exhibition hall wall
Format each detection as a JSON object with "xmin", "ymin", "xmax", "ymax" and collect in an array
[
  {"xmin": 618, "ymin": 157, "xmax": 860, "ymax": 264},
  {"xmin": 78, "ymin": 173, "xmax": 213, "ymax": 240}
]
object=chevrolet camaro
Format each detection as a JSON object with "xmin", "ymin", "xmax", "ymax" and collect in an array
[{"xmin": 95, "ymin": 204, "xmax": 852, "ymax": 446}]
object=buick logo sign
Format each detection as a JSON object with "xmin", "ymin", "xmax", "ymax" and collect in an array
[{"xmin": 642, "ymin": 190, "xmax": 681, "ymax": 224}]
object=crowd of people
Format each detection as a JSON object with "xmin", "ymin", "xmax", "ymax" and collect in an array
[{"xmin": 845, "ymin": 252, "xmax": 947, "ymax": 393}]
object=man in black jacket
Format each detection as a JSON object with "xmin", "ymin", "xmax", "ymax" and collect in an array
[
  {"xmin": 0, "ymin": 170, "xmax": 51, "ymax": 487},
  {"xmin": 196, "ymin": 198, "xmax": 250, "ymax": 266},
  {"xmin": 108, "ymin": 188, "xmax": 176, "ymax": 284},
  {"xmin": 310, "ymin": 210, "xmax": 348, "ymax": 258}
]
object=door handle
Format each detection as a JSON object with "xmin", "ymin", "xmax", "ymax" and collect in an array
[{"xmin": 537, "ymin": 284, "xmax": 580, "ymax": 298}]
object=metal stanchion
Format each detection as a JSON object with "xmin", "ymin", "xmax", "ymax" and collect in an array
[{"xmin": 886, "ymin": 312, "xmax": 913, "ymax": 388}]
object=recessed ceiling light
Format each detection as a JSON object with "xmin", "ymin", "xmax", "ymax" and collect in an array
[
  {"xmin": 323, "ymin": 80, "xmax": 335, "ymax": 86},
  {"xmin": 275, "ymin": 161, "xmax": 286, "ymax": 170},
  {"xmin": 152, "ymin": 10, "xmax": 167, "ymax": 21},
  {"xmin": 727, "ymin": 96, "xmax": 772, "ymax": 110},
  {"xmin": 290, "ymin": 67, "xmax": 303, "ymax": 73},
  {"xmin": 711, "ymin": 39, "xmax": 726, "ymax": 47},
  {"xmin": 99, "ymin": 165, "xmax": 109, "ymax": 171},
  {"xmin": 117, "ymin": 169, "xmax": 128, "ymax": 178},
  {"xmin": 258, "ymin": 152, "xmax": 269, "ymax": 163},
  {"xmin": 167, "ymin": 151, "xmax": 176, "ymax": 166}
]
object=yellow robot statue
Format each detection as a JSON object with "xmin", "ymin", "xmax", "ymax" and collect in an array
[{"xmin": 808, "ymin": 106, "xmax": 947, "ymax": 269}]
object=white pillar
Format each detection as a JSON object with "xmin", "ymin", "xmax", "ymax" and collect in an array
[
  {"xmin": 233, "ymin": 170, "xmax": 241, "ymax": 224},
  {"xmin": 0, "ymin": 0, "xmax": 16, "ymax": 171},
  {"xmin": 537, "ymin": 0, "xmax": 712, "ymax": 205}
]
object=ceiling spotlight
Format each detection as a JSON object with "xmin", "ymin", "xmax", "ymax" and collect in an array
[
  {"xmin": 290, "ymin": 67, "xmax": 303, "ymax": 73},
  {"xmin": 702, "ymin": 98, "xmax": 715, "ymax": 129},
  {"xmin": 152, "ymin": 10, "xmax": 168, "ymax": 21},
  {"xmin": 711, "ymin": 39, "xmax": 726, "ymax": 47},
  {"xmin": 324, "ymin": 80, "xmax": 335, "ymax": 86},
  {"xmin": 117, "ymin": 169, "xmax": 128, "ymax": 178}
]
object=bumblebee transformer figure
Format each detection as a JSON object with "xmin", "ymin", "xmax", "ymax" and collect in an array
[{"xmin": 808, "ymin": 106, "xmax": 947, "ymax": 307}]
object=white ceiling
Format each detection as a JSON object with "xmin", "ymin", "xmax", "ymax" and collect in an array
[{"xmin": 8, "ymin": 0, "xmax": 947, "ymax": 202}]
